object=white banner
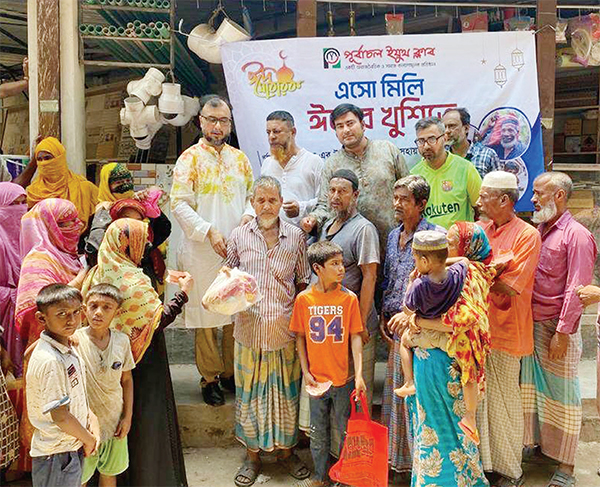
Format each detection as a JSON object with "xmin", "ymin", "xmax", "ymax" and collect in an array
[{"xmin": 222, "ymin": 31, "xmax": 544, "ymax": 211}]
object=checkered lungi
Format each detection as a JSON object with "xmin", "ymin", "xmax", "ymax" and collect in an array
[
  {"xmin": 521, "ymin": 319, "xmax": 582, "ymax": 467},
  {"xmin": 477, "ymin": 349, "xmax": 524, "ymax": 481}
]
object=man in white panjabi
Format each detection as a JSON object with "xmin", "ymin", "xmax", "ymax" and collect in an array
[
  {"xmin": 170, "ymin": 95, "xmax": 254, "ymax": 406},
  {"xmin": 259, "ymin": 110, "xmax": 323, "ymax": 227}
]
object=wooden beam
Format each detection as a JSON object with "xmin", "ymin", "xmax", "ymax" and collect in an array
[
  {"xmin": 297, "ymin": 0, "xmax": 317, "ymax": 37},
  {"xmin": 37, "ymin": 0, "xmax": 61, "ymax": 138},
  {"xmin": 536, "ymin": 0, "xmax": 556, "ymax": 170}
]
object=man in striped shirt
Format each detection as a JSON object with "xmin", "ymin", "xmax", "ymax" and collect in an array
[{"xmin": 226, "ymin": 176, "xmax": 311, "ymax": 487}]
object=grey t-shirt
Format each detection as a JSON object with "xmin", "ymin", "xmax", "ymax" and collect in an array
[{"xmin": 319, "ymin": 212, "xmax": 380, "ymax": 333}]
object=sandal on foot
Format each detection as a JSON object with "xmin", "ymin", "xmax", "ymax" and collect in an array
[
  {"xmin": 458, "ymin": 419, "xmax": 480, "ymax": 445},
  {"xmin": 547, "ymin": 470, "xmax": 576, "ymax": 487},
  {"xmin": 234, "ymin": 459, "xmax": 261, "ymax": 487},
  {"xmin": 280, "ymin": 452, "xmax": 311, "ymax": 480},
  {"xmin": 493, "ymin": 474, "xmax": 524, "ymax": 487}
]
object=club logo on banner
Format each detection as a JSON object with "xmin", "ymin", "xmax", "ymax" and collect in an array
[
  {"xmin": 323, "ymin": 48, "xmax": 341, "ymax": 69},
  {"xmin": 222, "ymin": 32, "xmax": 544, "ymax": 211}
]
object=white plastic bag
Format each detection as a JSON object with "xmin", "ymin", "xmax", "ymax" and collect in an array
[{"xmin": 202, "ymin": 267, "xmax": 262, "ymax": 315}]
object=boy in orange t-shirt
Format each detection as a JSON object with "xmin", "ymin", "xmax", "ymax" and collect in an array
[{"xmin": 290, "ymin": 241, "xmax": 365, "ymax": 486}]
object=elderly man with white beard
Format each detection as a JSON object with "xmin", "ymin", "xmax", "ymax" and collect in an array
[
  {"xmin": 226, "ymin": 176, "xmax": 311, "ymax": 487},
  {"xmin": 488, "ymin": 114, "xmax": 527, "ymax": 160},
  {"xmin": 521, "ymin": 172, "xmax": 597, "ymax": 487}
]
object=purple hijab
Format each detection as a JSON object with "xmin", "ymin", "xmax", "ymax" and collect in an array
[{"xmin": 0, "ymin": 182, "xmax": 27, "ymax": 376}]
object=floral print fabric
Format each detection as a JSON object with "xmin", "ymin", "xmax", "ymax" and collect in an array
[{"xmin": 410, "ymin": 347, "xmax": 489, "ymax": 487}]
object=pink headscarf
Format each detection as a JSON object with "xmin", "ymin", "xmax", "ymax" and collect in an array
[
  {"xmin": 0, "ymin": 183, "xmax": 28, "ymax": 373},
  {"xmin": 0, "ymin": 182, "xmax": 27, "ymax": 290},
  {"xmin": 15, "ymin": 198, "xmax": 84, "ymax": 335}
]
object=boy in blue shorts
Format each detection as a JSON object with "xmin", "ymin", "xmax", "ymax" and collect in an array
[
  {"xmin": 75, "ymin": 284, "xmax": 135, "ymax": 487},
  {"xmin": 290, "ymin": 241, "xmax": 366, "ymax": 487}
]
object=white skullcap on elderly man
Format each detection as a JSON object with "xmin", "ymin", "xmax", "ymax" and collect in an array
[{"xmin": 481, "ymin": 171, "xmax": 518, "ymax": 190}]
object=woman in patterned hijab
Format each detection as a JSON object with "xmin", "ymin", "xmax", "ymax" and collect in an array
[{"xmin": 82, "ymin": 217, "xmax": 192, "ymax": 486}]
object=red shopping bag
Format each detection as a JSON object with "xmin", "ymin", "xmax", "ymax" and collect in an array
[{"xmin": 329, "ymin": 390, "xmax": 389, "ymax": 487}]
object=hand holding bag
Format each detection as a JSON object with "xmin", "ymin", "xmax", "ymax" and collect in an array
[{"xmin": 329, "ymin": 390, "xmax": 389, "ymax": 487}]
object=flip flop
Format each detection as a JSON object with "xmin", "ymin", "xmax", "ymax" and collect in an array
[
  {"xmin": 280, "ymin": 453, "xmax": 311, "ymax": 480},
  {"xmin": 493, "ymin": 475, "xmax": 524, "ymax": 487},
  {"xmin": 458, "ymin": 419, "xmax": 480, "ymax": 445},
  {"xmin": 547, "ymin": 470, "xmax": 576, "ymax": 487},
  {"xmin": 234, "ymin": 459, "xmax": 261, "ymax": 487}
]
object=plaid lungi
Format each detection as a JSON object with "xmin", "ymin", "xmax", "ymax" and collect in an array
[
  {"xmin": 381, "ymin": 337, "xmax": 413, "ymax": 473},
  {"xmin": 477, "ymin": 349, "xmax": 523, "ymax": 480},
  {"xmin": 521, "ymin": 319, "xmax": 582, "ymax": 466},
  {"xmin": 234, "ymin": 340, "xmax": 301, "ymax": 452}
]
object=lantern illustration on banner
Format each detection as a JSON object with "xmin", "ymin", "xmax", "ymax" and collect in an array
[
  {"xmin": 511, "ymin": 48, "xmax": 525, "ymax": 70},
  {"xmin": 494, "ymin": 63, "xmax": 507, "ymax": 87}
]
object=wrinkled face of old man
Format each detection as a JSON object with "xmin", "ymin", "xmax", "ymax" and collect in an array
[{"xmin": 500, "ymin": 122, "xmax": 519, "ymax": 150}]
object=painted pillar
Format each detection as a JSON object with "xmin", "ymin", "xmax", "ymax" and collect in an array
[
  {"xmin": 536, "ymin": 0, "xmax": 556, "ymax": 169},
  {"xmin": 28, "ymin": 0, "xmax": 86, "ymax": 174}
]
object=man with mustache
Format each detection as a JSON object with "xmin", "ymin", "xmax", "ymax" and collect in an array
[
  {"xmin": 301, "ymin": 103, "xmax": 408, "ymax": 253},
  {"xmin": 410, "ymin": 117, "xmax": 482, "ymax": 229},
  {"xmin": 476, "ymin": 171, "xmax": 541, "ymax": 487},
  {"xmin": 258, "ymin": 111, "xmax": 323, "ymax": 227},
  {"xmin": 225, "ymin": 176, "xmax": 311, "ymax": 487},
  {"xmin": 297, "ymin": 170, "xmax": 378, "ymax": 466},
  {"xmin": 521, "ymin": 172, "xmax": 596, "ymax": 487},
  {"xmin": 488, "ymin": 115, "xmax": 527, "ymax": 161},
  {"xmin": 170, "ymin": 95, "xmax": 254, "ymax": 407},
  {"xmin": 442, "ymin": 107, "xmax": 500, "ymax": 178}
]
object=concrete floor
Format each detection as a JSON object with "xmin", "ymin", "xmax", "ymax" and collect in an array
[
  {"xmin": 183, "ymin": 443, "xmax": 600, "ymax": 487},
  {"xmin": 6, "ymin": 444, "xmax": 600, "ymax": 487}
]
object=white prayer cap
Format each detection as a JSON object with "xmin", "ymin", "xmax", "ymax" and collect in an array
[
  {"xmin": 412, "ymin": 230, "xmax": 448, "ymax": 252},
  {"xmin": 481, "ymin": 171, "xmax": 518, "ymax": 190}
]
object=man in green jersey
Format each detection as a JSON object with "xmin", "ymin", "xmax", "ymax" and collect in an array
[{"xmin": 410, "ymin": 116, "xmax": 482, "ymax": 229}]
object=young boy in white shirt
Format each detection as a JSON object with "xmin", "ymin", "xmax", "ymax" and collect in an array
[
  {"xmin": 75, "ymin": 283, "xmax": 135, "ymax": 487},
  {"xmin": 26, "ymin": 284, "xmax": 100, "ymax": 487}
]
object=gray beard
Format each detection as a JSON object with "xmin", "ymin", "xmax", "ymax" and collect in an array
[
  {"xmin": 334, "ymin": 208, "xmax": 353, "ymax": 221},
  {"xmin": 501, "ymin": 138, "xmax": 517, "ymax": 149},
  {"xmin": 257, "ymin": 216, "xmax": 279, "ymax": 229},
  {"xmin": 532, "ymin": 201, "xmax": 558, "ymax": 224}
]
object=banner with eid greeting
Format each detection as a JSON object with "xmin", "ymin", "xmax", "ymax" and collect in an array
[{"xmin": 221, "ymin": 31, "xmax": 543, "ymax": 211}]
